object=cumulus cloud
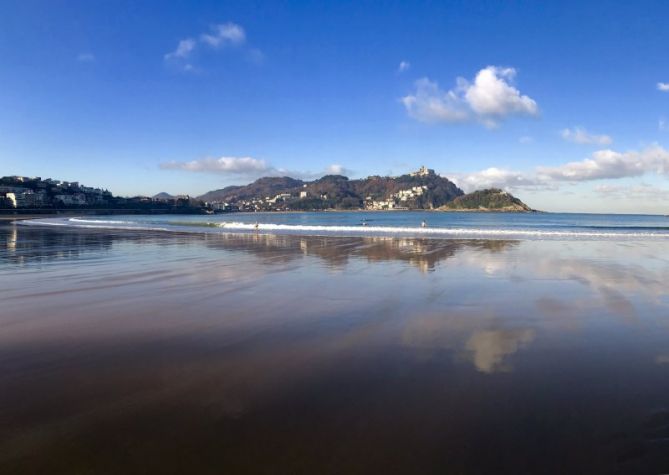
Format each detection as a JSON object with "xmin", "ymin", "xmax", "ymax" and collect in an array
[
  {"xmin": 464, "ymin": 67, "xmax": 538, "ymax": 119},
  {"xmin": 561, "ymin": 127, "xmax": 612, "ymax": 145},
  {"xmin": 160, "ymin": 156, "xmax": 268, "ymax": 174},
  {"xmin": 402, "ymin": 66, "xmax": 538, "ymax": 127},
  {"xmin": 451, "ymin": 167, "xmax": 546, "ymax": 193},
  {"xmin": 538, "ymin": 145, "xmax": 669, "ymax": 181},
  {"xmin": 200, "ymin": 23, "xmax": 246, "ymax": 47},
  {"xmin": 398, "ymin": 61, "xmax": 410, "ymax": 73},
  {"xmin": 164, "ymin": 22, "xmax": 258, "ymax": 70},
  {"xmin": 657, "ymin": 82, "xmax": 669, "ymax": 92}
]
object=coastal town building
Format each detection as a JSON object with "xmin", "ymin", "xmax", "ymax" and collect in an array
[
  {"xmin": 0, "ymin": 175, "xmax": 201, "ymax": 212},
  {"xmin": 4, "ymin": 192, "xmax": 17, "ymax": 208}
]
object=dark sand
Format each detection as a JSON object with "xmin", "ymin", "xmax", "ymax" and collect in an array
[{"xmin": 1, "ymin": 223, "xmax": 669, "ymax": 474}]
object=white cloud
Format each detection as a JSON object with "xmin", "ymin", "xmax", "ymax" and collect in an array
[
  {"xmin": 324, "ymin": 164, "xmax": 350, "ymax": 175},
  {"xmin": 452, "ymin": 145, "xmax": 669, "ymax": 193},
  {"xmin": 160, "ymin": 157, "xmax": 352, "ymax": 180},
  {"xmin": 160, "ymin": 156, "xmax": 268, "ymax": 174},
  {"xmin": 77, "ymin": 53, "xmax": 95, "ymax": 62},
  {"xmin": 398, "ymin": 61, "xmax": 410, "ymax": 73},
  {"xmin": 657, "ymin": 82, "xmax": 669, "ymax": 92},
  {"xmin": 200, "ymin": 23, "xmax": 246, "ymax": 47},
  {"xmin": 538, "ymin": 145, "xmax": 669, "ymax": 181},
  {"xmin": 561, "ymin": 127, "xmax": 612, "ymax": 145},
  {"xmin": 451, "ymin": 167, "xmax": 546, "ymax": 193},
  {"xmin": 401, "ymin": 66, "xmax": 538, "ymax": 127},
  {"xmin": 401, "ymin": 78, "xmax": 470, "ymax": 123},
  {"xmin": 464, "ymin": 67, "xmax": 538, "ymax": 119},
  {"xmin": 164, "ymin": 38, "xmax": 197, "ymax": 60},
  {"xmin": 164, "ymin": 22, "xmax": 258, "ymax": 70}
]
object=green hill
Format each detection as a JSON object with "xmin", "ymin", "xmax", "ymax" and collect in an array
[{"xmin": 439, "ymin": 188, "xmax": 533, "ymax": 212}]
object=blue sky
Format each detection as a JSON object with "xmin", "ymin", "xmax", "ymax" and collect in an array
[{"xmin": 1, "ymin": 0, "xmax": 669, "ymax": 213}]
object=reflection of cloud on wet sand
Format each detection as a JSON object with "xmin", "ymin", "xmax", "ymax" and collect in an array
[
  {"xmin": 529, "ymin": 256, "xmax": 669, "ymax": 321},
  {"xmin": 401, "ymin": 312, "xmax": 536, "ymax": 374},
  {"xmin": 536, "ymin": 254, "xmax": 669, "ymax": 302},
  {"xmin": 466, "ymin": 329, "xmax": 535, "ymax": 373},
  {"xmin": 656, "ymin": 355, "xmax": 669, "ymax": 364},
  {"xmin": 459, "ymin": 241, "xmax": 669, "ymax": 321}
]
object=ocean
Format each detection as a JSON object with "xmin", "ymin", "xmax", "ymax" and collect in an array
[{"xmin": 18, "ymin": 210, "xmax": 669, "ymax": 239}]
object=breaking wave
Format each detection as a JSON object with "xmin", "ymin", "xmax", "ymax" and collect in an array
[{"xmin": 13, "ymin": 216, "xmax": 669, "ymax": 240}]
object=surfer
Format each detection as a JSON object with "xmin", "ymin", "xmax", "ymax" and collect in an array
[
  {"xmin": 254, "ymin": 222, "xmax": 259, "ymax": 231},
  {"xmin": 421, "ymin": 220, "xmax": 427, "ymax": 228}
]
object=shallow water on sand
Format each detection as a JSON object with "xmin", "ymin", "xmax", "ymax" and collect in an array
[{"xmin": 2, "ymin": 223, "xmax": 669, "ymax": 474}]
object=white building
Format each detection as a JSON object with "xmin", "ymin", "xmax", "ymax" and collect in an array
[
  {"xmin": 410, "ymin": 166, "xmax": 434, "ymax": 177},
  {"xmin": 4, "ymin": 193, "xmax": 17, "ymax": 208}
]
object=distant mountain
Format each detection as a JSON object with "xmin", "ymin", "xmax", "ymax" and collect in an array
[
  {"xmin": 153, "ymin": 192, "xmax": 175, "ymax": 200},
  {"xmin": 439, "ymin": 189, "xmax": 533, "ymax": 212},
  {"xmin": 199, "ymin": 176, "xmax": 305, "ymax": 203},
  {"xmin": 198, "ymin": 167, "xmax": 464, "ymax": 210}
]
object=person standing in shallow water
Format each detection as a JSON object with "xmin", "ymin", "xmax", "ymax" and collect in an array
[{"xmin": 421, "ymin": 220, "xmax": 427, "ymax": 228}]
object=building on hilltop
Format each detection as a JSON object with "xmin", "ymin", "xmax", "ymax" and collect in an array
[{"xmin": 410, "ymin": 166, "xmax": 435, "ymax": 177}]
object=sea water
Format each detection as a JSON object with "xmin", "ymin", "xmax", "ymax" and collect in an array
[{"xmin": 18, "ymin": 211, "xmax": 669, "ymax": 239}]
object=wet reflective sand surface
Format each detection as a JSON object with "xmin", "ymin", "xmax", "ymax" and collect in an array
[{"xmin": 2, "ymin": 224, "xmax": 669, "ymax": 474}]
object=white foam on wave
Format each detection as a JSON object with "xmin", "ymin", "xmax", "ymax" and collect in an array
[
  {"xmin": 17, "ymin": 217, "xmax": 669, "ymax": 239},
  {"xmin": 214, "ymin": 221, "xmax": 669, "ymax": 238},
  {"xmin": 69, "ymin": 218, "xmax": 134, "ymax": 225},
  {"xmin": 19, "ymin": 218, "xmax": 169, "ymax": 232}
]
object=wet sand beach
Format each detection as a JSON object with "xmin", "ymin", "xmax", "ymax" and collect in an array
[{"xmin": 2, "ymin": 223, "xmax": 669, "ymax": 474}]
